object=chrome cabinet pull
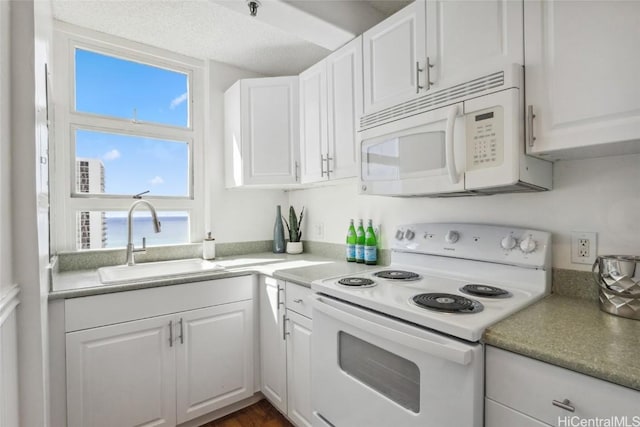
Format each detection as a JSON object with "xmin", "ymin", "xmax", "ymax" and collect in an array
[
  {"xmin": 178, "ymin": 318, "xmax": 184, "ymax": 344},
  {"xmin": 528, "ymin": 105, "xmax": 537, "ymax": 147},
  {"xmin": 416, "ymin": 62, "xmax": 424, "ymax": 93},
  {"xmin": 169, "ymin": 320, "xmax": 174, "ymax": 347},
  {"xmin": 320, "ymin": 154, "xmax": 325, "ymax": 177},
  {"xmin": 277, "ymin": 285, "xmax": 285, "ymax": 307},
  {"xmin": 294, "ymin": 161, "xmax": 299, "ymax": 182},
  {"xmin": 326, "ymin": 154, "xmax": 333, "ymax": 178},
  {"xmin": 552, "ymin": 399, "xmax": 575, "ymax": 412},
  {"xmin": 293, "ymin": 298, "xmax": 303, "ymax": 304},
  {"xmin": 282, "ymin": 314, "xmax": 289, "ymax": 340},
  {"xmin": 425, "ymin": 57, "xmax": 434, "ymax": 91}
]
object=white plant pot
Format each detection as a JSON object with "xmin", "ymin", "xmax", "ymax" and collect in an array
[{"xmin": 286, "ymin": 241, "xmax": 303, "ymax": 254}]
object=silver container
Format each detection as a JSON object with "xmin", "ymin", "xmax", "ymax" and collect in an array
[{"xmin": 592, "ymin": 255, "xmax": 640, "ymax": 320}]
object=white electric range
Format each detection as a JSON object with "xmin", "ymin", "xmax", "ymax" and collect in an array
[{"xmin": 310, "ymin": 223, "xmax": 551, "ymax": 427}]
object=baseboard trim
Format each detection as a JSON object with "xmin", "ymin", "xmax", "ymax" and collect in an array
[
  {"xmin": 0, "ymin": 285, "xmax": 20, "ymax": 326},
  {"xmin": 176, "ymin": 393, "xmax": 264, "ymax": 427}
]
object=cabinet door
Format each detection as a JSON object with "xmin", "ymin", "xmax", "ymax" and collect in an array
[
  {"xmin": 524, "ymin": 0, "xmax": 640, "ymax": 159},
  {"xmin": 299, "ymin": 61, "xmax": 328, "ymax": 183},
  {"xmin": 286, "ymin": 310, "xmax": 313, "ymax": 427},
  {"xmin": 241, "ymin": 77, "xmax": 300, "ymax": 185},
  {"xmin": 66, "ymin": 314, "xmax": 176, "ymax": 427},
  {"xmin": 363, "ymin": 0, "xmax": 426, "ymax": 114},
  {"xmin": 426, "ymin": 0, "xmax": 523, "ymax": 89},
  {"xmin": 259, "ymin": 276, "xmax": 287, "ymax": 412},
  {"xmin": 326, "ymin": 36, "xmax": 363, "ymax": 180},
  {"xmin": 176, "ymin": 300, "xmax": 254, "ymax": 424}
]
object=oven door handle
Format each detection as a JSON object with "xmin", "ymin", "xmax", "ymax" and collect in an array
[{"xmin": 312, "ymin": 295, "xmax": 474, "ymax": 365}]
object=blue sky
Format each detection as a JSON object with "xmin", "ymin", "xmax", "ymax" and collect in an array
[{"xmin": 75, "ymin": 49, "xmax": 189, "ymax": 197}]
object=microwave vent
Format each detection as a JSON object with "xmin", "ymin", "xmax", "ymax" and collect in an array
[{"xmin": 360, "ymin": 71, "xmax": 505, "ymax": 130}]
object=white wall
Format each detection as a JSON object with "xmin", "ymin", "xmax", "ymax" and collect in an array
[
  {"xmin": 11, "ymin": 0, "xmax": 54, "ymax": 425},
  {"xmin": 288, "ymin": 154, "xmax": 640, "ymax": 270},
  {"xmin": 206, "ymin": 60, "xmax": 288, "ymax": 242},
  {"xmin": 0, "ymin": 0, "xmax": 12, "ymax": 297}
]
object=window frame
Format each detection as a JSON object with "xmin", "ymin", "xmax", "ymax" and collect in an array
[{"xmin": 52, "ymin": 23, "xmax": 205, "ymax": 252}]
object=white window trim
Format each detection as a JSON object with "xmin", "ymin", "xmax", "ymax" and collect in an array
[{"xmin": 51, "ymin": 22, "xmax": 205, "ymax": 252}]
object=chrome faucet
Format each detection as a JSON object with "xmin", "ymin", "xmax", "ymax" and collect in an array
[{"xmin": 125, "ymin": 200, "xmax": 162, "ymax": 266}]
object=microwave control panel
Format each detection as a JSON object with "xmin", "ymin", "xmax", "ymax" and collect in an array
[{"xmin": 465, "ymin": 106, "xmax": 504, "ymax": 171}]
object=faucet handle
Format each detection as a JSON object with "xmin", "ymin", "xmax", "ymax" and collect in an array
[{"xmin": 141, "ymin": 237, "xmax": 146, "ymax": 250}]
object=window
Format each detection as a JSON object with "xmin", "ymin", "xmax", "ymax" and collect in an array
[{"xmin": 52, "ymin": 28, "xmax": 204, "ymax": 251}]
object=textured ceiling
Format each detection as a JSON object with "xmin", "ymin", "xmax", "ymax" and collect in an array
[{"xmin": 52, "ymin": 0, "xmax": 411, "ymax": 76}]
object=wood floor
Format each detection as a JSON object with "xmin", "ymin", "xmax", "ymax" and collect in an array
[{"xmin": 199, "ymin": 399, "xmax": 294, "ymax": 427}]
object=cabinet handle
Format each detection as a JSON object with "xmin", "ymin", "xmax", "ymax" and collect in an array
[
  {"xmin": 178, "ymin": 318, "xmax": 184, "ymax": 344},
  {"xmin": 169, "ymin": 320, "xmax": 173, "ymax": 347},
  {"xmin": 294, "ymin": 161, "xmax": 299, "ymax": 182},
  {"xmin": 552, "ymin": 399, "xmax": 575, "ymax": 412},
  {"xmin": 425, "ymin": 57, "xmax": 434, "ymax": 91},
  {"xmin": 293, "ymin": 298, "xmax": 303, "ymax": 304},
  {"xmin": 320, "ymin": 154, "xmax": 325, "ymax": 177},
  {"xmin": 282, "ymin": 314, "xmax": 289, "ymax": 340},
  {"xmin": 416, "ymin": 62, "xmax": 424, "ymax": 93},
  {"xmin": 277, "ymin": 285, "xmax": 285, "ymax": 307},
  {"xmin": 527, "ymin": 105, "xmax": 537, "ymax": 147},
  {"xmin": 326, "ymin": 154, "xmax": 333, "ymax": 178}
]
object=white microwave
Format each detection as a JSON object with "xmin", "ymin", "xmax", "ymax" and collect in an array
[{"xmin": 358, "ymin": 66, "xmax": 552, "ymax": 197}]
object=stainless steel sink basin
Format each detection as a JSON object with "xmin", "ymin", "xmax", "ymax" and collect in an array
[{"xmin": 98, "ymin": 258, "xmax": 226, "ymax": 284}]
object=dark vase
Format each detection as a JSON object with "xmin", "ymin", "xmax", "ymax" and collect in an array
[{"xmin": 273, "ymin": 205, "xmax": 286, "ymax": 253}]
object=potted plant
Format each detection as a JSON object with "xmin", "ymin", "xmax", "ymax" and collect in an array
[{"xmin": 283, "ymin": 206, "xmax": 304, "ymax": 254}]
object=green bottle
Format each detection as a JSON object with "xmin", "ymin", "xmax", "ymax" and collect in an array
[
  {"xmin": 364, "ymin": 219, "xmax": 377, "ymax": 265},
  {"xmin": 355, "ymin": 219, "xmax": 365, "ymax": 263},
  {"xmin": 346, "ymin": 219, "xmax": 357, "ymax": 262}
]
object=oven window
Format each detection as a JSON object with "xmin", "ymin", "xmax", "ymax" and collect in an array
[{"xmin": 338, "ymin": 332, "xmax": 420, "ymax": 413}]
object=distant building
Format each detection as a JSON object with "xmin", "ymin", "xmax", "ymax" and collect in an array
[{"xmin": 76, "ymin": 158, "xmax": 107, "ymax": 249}]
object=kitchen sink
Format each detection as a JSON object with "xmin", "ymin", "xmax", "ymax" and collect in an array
[{"xmin": 98, "ymin": 258, "xmax": 226, "ymax": 284}]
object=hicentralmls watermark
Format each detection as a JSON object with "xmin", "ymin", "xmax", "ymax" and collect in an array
[{"xmin": 558, "ymin": 416, "xmax": 640, "ymax": 427}]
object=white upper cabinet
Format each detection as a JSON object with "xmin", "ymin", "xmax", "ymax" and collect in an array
[
  {"xmin": 363, "ymin": 0, "xmax": 523, "ymax": 117},
  {"xmin": 363, "ymin": 1, "xmax": 426, "ymax": 114},
  {"xmin": 524, "ymin": 0, "xmax": 640, "ymax": 160},
  {"xmin": 224, "ymin": 77, "xmax": 300, "ymax": 187},
  {"xmin": 300, "ymin": 36, "xmax": 362, "ymax": 183},
  {"xmin": 326, "ymin": 37, "xmax": 363, "ymax": 180},
  {"xmin": 299, "ymin": 61, "xmax": 328, "ymax": 183},
  {"xmin": 426, "ymin": 0, "xmax": 523, "ymax": 89}
]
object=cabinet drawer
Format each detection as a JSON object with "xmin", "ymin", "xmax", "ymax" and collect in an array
[
  {"xmin": 285, "ymin": 282, "xmax": 313, "ymax": 318},
  {"xmin": 486, "ymin": 347, "xmax": 640, "ymax": 425}
]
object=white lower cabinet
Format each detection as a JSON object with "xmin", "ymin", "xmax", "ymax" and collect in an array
[
  {"xmin": 259, "ymin": 277, "xmax": 313, "ymax": 427},
  {"xmin": 285, "ymin": 310, "xmax": 312, "ymax": 427},
  {"xmin": 65, "ymin": 278, "xmax": 255, "ymax": 427},
  {"xmin": 176, "ymin": 302, "xmax": 254, "ymax": 424},
  {"xmin": 66, "ymin": 313, "xmax": 177, "ymax": 427},
  {"xmin": 485, "ymin": 346, "xmax": 640, "ymax": 427}
]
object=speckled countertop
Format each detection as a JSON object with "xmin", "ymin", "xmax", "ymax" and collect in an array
[
  {"xmin": 49, "ymin": 252, "xmax": 380, "ymax": 300},
  {"xmin": 483, "ymin": 295, "xmax": 640, "ymax": 392}
]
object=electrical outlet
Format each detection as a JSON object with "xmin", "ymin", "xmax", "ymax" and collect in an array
[
  {"xmin": 571, "ymin": 231, "xmax": 597, "ymax": 264},
  {"xmin": 315, "ymin": 223, "xmax": 325, "ymax": 240}
]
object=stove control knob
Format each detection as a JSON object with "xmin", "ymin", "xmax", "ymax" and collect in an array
[
  {"xmin": 395, "ymin": 229, "xmax": 405, "ymax": 240},
  {"xmin": 445, "ymin": 230, "xmax": 460, "ymax": 244},
  {"xmin": 500, "ymin": 235, "xmax": 517, "ymax": 250},
  {"xmin": 520, "ymin": 236, "xmax": 537, "ymax": 253},
  {"xmin": 405, "ymin": 229, "xmax": 415, "ymax": 240}
]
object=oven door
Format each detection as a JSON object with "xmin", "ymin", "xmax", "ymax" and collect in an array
[
  {"xmin": 359, "ymin": 103, "xmax": 465, "ymax": 196},
  {"xmin": 311, "ymin": 294, "xmax": 483, "ymax": 427}
]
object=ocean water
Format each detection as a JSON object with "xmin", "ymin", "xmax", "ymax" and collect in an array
[{"xmin": 105, "ymin": 216, "xmax": 189, "ymax": 248}]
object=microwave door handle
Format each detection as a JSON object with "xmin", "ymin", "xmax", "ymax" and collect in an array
[{"xmin": 445, "ymin": 105, "xmax": 460, "ymax": 184}]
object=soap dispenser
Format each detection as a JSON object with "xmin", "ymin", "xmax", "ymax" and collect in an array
[{"xmin": 203, "ymin": 232, "xmax": 216, "ymax": 260}]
